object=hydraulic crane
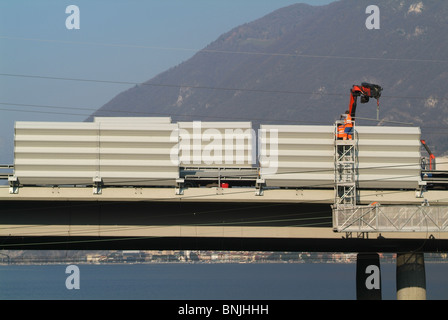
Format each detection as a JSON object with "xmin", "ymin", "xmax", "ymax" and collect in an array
[
  {"xmin": 337, "ymin": 82, "xmax": 382, "ymax": 140},
  {"xmin": 348, "ymin": 82, "xmax": 383, "ymax": 120}
]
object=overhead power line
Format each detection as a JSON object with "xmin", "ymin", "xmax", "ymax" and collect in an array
[
  {"xmin": 0, "ymin": 72, "xmax": 350, "ymax": 97},
  {"xmin": 3, "ymin": 100, "xmax": 447, "ymax": 130},
  {"xmin": 1, "ymin": 35, "xmax": 448, "ymax": 64},
  {"xmin": 2, "ymin": 73, "xmax": 448, "ymax": 109},
  {"xmin": 2, "ymin": 72, "xmax": 448, "ymax": 103},
  {"xmin": 1, "ymin": 72, "xmax": 447, "ymax": 126}
]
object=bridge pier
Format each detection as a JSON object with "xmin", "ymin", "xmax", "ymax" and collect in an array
[
  {"xmin": 396, "ymin": 252, "xmax": 426, "ymax": 300},
  {"xmin": 356, "ymin": 253, "xmax": 382, "ymax": 300}
]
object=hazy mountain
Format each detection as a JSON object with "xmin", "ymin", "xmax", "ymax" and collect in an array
[{"xmin": 90, "ymin": 0, "xmax": 448, "ymax": 156}]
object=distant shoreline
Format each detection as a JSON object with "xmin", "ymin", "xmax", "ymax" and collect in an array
[
  {"xmin": 2, "ymin": 259, "xmax": 447, "ymax": 266},
  {"xmin": 1, "ymin": 251, "xmax": 446, "ymax": 265}
]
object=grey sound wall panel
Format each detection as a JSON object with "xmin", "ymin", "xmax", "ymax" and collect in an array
[
  {"xmin": 259, "ymin": 125, "xmax": 335, "ymax": 188},
  {"xmin": 98, "ymin": 122, "xmax": 179, "ymax": 186},
  {"xmin": 259, "ymin": 125, "xmax": 422, "ymax": 189},
  {"xmin": 14, "ymin": 122, "xmax": 101, "ymax": 185},
  {"xmin": 356, "ymin": 126, "xmax": 421, "ymax": 189},
  {"xmin": 177, "ymin": 121, "xmax": 254, "ymax": 168},
  {"xmin": 14, "ymin": 121, "xmax": 179, "ymax": 186}
]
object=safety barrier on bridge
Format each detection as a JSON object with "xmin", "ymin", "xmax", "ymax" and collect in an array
[
  {"xmin": 333, "ymin": 203, "xmax": 448, "ymax": 233},
  {"xmin": 7, "ymin": 118, "xmax": 423, "ymax": 191}
]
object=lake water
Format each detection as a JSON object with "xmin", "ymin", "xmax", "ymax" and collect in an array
[{"xmin": 0, "ymin": 263, "xmax": 447, "ymax": 300}]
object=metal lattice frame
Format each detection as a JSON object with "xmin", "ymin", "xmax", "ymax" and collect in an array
[
  {"xmin": 334, "ymin": 120, "xmax": 358, "ymax": 208},
  {"xmin": 333, "ymin": 203, "xmax": 448, "ymax": 233}
]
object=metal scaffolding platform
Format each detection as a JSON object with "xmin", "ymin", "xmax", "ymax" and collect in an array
[
  {"xmin": 333, "ymin": 203, "xmax": 448, "ymax": 233},
  {"xmin": 332, "ymin": 120, "xmax": 448, "ymax": 233}
]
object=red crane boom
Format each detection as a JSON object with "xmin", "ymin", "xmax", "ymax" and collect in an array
[{"xmin": 348, "ymin": 82, "xmax": 382, "ymax": 119}]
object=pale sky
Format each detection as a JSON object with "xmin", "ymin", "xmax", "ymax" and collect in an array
[{"xmin": 0, "ymin": 0, "xmax": 335, "ymax": 164}]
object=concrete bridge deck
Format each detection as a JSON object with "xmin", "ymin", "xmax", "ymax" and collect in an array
[
  {"xmin": 1, "ymin": 186, "xmax": 448, "ymax": 205},
  {"xmin": 1, "ymin": 186, "xmax": 447, "ymax": 252}
]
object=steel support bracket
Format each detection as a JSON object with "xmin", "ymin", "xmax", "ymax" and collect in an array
[
  {"xmin": 93, "ymin": 177, "xmax": 103, "ymax": 195},
  {"xmin": 8, "ymin": 176, "xmax": 19, "ymax": 194},
  {"xmin": 416, "ymin": 181, "xmax": 427, "ymax": 198},
  {"xmin": 255, "ymin": 178, "xmax": 265, "ymax": 196},
  {"xmin": 175, "ymin": 178, "xmax": 184, "ymax": 195}
]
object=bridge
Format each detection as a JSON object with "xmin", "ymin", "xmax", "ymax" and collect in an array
[
  {"xmin": 1, "ymin": 117, "xmax": 448, "ymax": 300},
  {"xmin": 1, "ymin": 184, "xmax": 448, "ymax": 249}
]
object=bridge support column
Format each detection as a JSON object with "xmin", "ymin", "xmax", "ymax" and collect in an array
[
  {"xmin": 356, "ymin": 253, "xmax": 382, "ymax": 300},
  {"xmin": 396, "ymin": 252, "xmax": 426, "ymax": 300}
]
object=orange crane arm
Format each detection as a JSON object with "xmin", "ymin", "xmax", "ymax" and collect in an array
[
  {"xmin": 421, "ymin": 139, "xmax": 436, "ymax": 171},
  {"xmin": 348, "ymin": 83, "xmax": 382, "ymax": 119}
]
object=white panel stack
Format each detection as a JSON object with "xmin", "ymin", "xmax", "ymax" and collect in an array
[
  {"xmin": 13, "ymin": 119, "xmax": 423, "ymax": 190},
  {"xmin": 177, "ymin": 121, "xmax": 254, "ymax": 168},
  {"xmin": 98, "ymin": 122, "xmax": 179, "ymax": 186},
  {"xmin": 14, "ymin": 122, "xmax": 101, "ymax": 185},
  {"xmin": 357, "ymin": 126, "xmax": 421, "ymax": 189},
  {"xmin": 259, "ymin": 125, "xmax": 422, "ymax": 189},
  {"xmin": 14, "ymin": 121, "xmax": 179, "ymax": 186},
  {"xmin": 259, "ymin": 125, "xmax": 334, "ymax": 188}
]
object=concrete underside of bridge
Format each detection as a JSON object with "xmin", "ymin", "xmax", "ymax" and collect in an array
[{"xmin": 0, "ymin": 200, "xmax": 447, "ymax": 252}]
